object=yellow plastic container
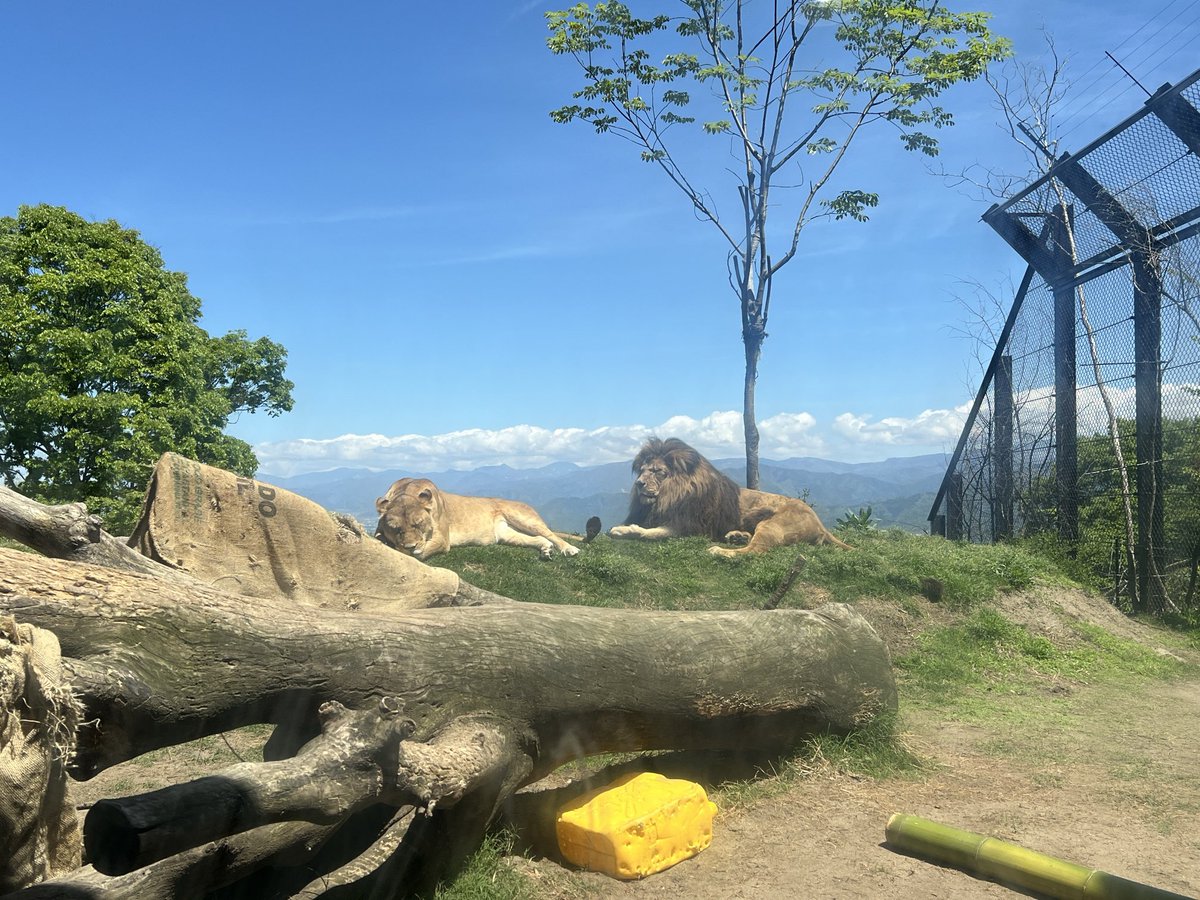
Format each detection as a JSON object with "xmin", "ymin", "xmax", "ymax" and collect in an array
[{"xmin": 556, "ymin": 772, "xmax": 718, "ymax": 880}]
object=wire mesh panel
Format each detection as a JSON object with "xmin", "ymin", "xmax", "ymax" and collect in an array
[{"xmin": 934, "ymin": 69, "xmax": 1200, "ymax": 614}]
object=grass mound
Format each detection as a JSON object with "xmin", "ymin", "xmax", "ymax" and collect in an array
[{"xmin": 434, "ymin": 529, "xmax": 1072, "ymax": 612}]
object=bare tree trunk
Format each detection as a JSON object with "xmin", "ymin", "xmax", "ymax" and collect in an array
[
  {"xmin": 1, "ymin": 549, "xmax": 895, "ymax": 774},
  {"xmin": 743, "ymin": 331, "xmax": 763, "ymax": 490},
  {"xmin": 8, "ymin": 820, "xmax": 340, "ymax": 899},
  {"xmin": 736, "ymin": 248, "xmax": 768, "ymax": 491}
]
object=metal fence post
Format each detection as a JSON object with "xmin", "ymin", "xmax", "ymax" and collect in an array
[
  {"xmin": 975, "ymin": 68, "xmax": 1200, "ymax": 613},
  {"xmin": 1051, "ymin": 209, "xmax": 1079, "ymax": 546},
  {"xmin": 946, "ymin": 473, "xmax": 964, "ymax": 541},
  {"xmin": 993, "ymin": 354, "xmax": 1014, "ymax": 540},
  {"xmin": 1133, "ymin": 247, "xmax": 1165, "ymax": 611}
]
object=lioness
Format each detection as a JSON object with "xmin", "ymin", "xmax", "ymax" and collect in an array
[
  {"xmin": 609, "ymin": 437, "xmax": 851, "ymax": 555},
  {"xmin": 375, "ymin": 477, "xmax": 580, "ymax": 560}
]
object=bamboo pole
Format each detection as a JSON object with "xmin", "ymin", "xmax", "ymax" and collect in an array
[{"xmin": 885, "ymin": 814, "xmax": 1193, "ymax": 900}]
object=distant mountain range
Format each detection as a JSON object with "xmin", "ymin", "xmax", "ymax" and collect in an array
[{"xmin": 260, "ymin": 453, "xmax": 949, "ymax": 536}]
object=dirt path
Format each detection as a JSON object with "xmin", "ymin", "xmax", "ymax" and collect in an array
[{"xmin": 522, "ymin": 676, "xmax": 1200, "ymax": 899}]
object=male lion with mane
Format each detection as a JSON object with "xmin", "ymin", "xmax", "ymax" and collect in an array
[
  {"xmin": 375, "ymin": 478, "xmax": 580, "ymax": 560},
  {"xmin": 609, "ymin": 437, "xmax": 852, "ymax": 556}
]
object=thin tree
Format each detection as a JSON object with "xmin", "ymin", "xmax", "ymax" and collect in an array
[{"xmin": 546, "ymin": 0, "xmax": 1009, "ymax": 487}]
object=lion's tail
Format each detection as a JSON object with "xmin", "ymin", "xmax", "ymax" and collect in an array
[{"xmin": 823, "ymin": 531, "xmax": 854, "ymax": 550}]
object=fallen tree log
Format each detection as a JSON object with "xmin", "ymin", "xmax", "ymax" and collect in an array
[
  {"xmin": 6, "ymin": 820, "xmax": 338, "ymax": 900},
  {"xmin": 0, "ymin": 485, "xmax": 184, "ymax": 580},
  {"xmin": 1, "ymin": 549, "xmax": 896, "ymax": 776},
  {"xmin": 0, "ymin": 481, "xmax": 897, "ymax": 898}
]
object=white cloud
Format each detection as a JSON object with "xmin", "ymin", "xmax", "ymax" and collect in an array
[
  {"xmin": 759, "ymin": 412, "xmax": 826, "ymax": 458},
  {"xmin": 1005, "ymin": 381, "xmax": 1200, "ymax": 437},
  {"xmin": 656, "ymin": 410, "xmax": 743, "ymax": 452},
  {"xmin": 831, "ymin": 403, "xmax": 971, "ymax": 447},
  {"xmin": 256, "ymin": 424, "xmax": 650, "ymax": 476},
  {"xmin": 254, "ymin": 406, "xmax": 962, "ymax": 476}
]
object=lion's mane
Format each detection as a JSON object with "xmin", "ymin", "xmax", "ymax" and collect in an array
[{"xmin": 623, "ymin": 437, "xmax": 742, "ymax": 540}]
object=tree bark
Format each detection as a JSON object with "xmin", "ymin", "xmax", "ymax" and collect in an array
[
  {"xmin": 4, "ymin": 821, "xmax": 339, "ymax": 900},
  {"xmin": 0, "ymin": 489, "xmax": 896, "ymax": 897}
]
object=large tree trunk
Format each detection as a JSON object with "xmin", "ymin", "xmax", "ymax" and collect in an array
[
  {"xmin": 1, "ymin": 547, "xmax": 895, "ymax": 772},
  {"xmin": 0, "ymin": 483, "xmax": 895, "ymax": 898}
]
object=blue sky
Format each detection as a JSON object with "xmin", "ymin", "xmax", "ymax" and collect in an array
[{"xmin": 6, "ymin": 1, "xmax": 1199, "ymax": 475}]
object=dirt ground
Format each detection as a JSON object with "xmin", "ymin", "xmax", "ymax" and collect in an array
[{"xmin": 513, "ymin": 591, "xmax": 1200, "ymax": 899}]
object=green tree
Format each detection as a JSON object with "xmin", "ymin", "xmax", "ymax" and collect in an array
[
  {"xmin": 1072, "ymin": 417, "xmax": 1200, "ymax": 612},
  {"xmin": 0, "ymin": 204, "xmax": 294, "ymax": 532},
  {"xmin": 547, "ymin": 0, "xmax": 1010, "ymax": 487}
]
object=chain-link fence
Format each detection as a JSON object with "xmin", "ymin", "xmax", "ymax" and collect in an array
[{"xmin": 930, "ymin": 68, "xmax": 1200, "ymax": 615}]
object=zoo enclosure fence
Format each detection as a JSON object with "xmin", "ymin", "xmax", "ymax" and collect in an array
[{"xmin": 929, "ymin": 67, "xmax": 1200, "ymax": 615}]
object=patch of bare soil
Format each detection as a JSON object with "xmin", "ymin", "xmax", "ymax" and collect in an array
[{"xmin": 516, "ymin": 590, "xmax": 1200, "ymax": 899}]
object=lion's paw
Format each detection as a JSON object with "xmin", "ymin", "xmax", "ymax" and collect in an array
[
  {"xmin": 561, "ymin": 544, "xmax": 580, "ymax": 557},
  {"xmin": 724, "ymin": 530, "xmax": 752, "ymax": 545},
  {"xmin": 609, "ymin": 525, "xmax": 635, "ymax": 539},
  {"xmin": 708, "ymin": 545, "xmax": 736, "ymax": 558},
  {"xmin": 539, "ymin": 545, "xmax": 553, "ymax": 561}
]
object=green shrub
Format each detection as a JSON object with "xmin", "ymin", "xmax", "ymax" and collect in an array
[{"xmin": 835, "ymin": 506, "xmax": 878, "ymax": 533}]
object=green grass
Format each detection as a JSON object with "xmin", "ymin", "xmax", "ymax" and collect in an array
[
  {"xmin": 896, "ymin": 608, "xmax": 1185, "ymax": 714},
  {"xmin": 1160, "ymin": 608, "xmax": 1200, "ymax": 651},
  {"xmin": 434, "ymin": 831, "xmax": 537, "ymax": 900},
  {"xmin": 798, "ymin": 530, "xmax": 1072, "ymax": 608},
  {"xmin": 431, "ymin": 528, "xmax": 1073, "ymax": 612},
  {"xmin": 802, "ymin": 715, "xmax": 925, "ymax": 780},
  {"xmin": 441, "ymin": 536, "xmax": 791, "ymax": 610},
  {"xmin": 713, "ymin": 714, "xmax": 926, "ymax": 812}
]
